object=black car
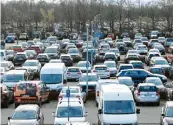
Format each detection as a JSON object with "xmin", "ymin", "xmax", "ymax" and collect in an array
[
  {"xmin": 116, "ymin": 42, "xmax": 127, "ymax": 54},
  {"xmin": 1, "ymin": 84, "xmax": 14, "ymax": 108},
  {"xmin": 13, "ymin": 52, "xmax": 28, "ymax": 66},
  {"xmin": 60, "ymin": 54, "xmax": 73, "ymax": 66},
  {"xmin": 37, "ymin": 54, "xmax": 50, "ymax": 66},
  {"xmin": 116, "ymin": 69, "xmax": 167, "ymax": 85}
]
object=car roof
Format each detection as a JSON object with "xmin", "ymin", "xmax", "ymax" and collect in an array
[
  {"xmin": 24, "ymin": 60, "xmax": 38, "ymax": 62},
  {"xmin": 67, "ymin": 67, "xmax": 80, "ymax": 69},
  {"xmin": 145, "ymin": 77, "xmax": 160, "ymax": 80},
  {"xmin": 15, "ymin": 104, "xmax": 39, "ymax": 111},
  {"xmin": 118, "ymin": 77, "xmax": 132, "ymax": 80},
  {"xmin": 58, "ymin": 98, "xmax": 83, "ymax": 107},
  {"xmin": 16, "ymin": 52, "xmax": 26, "ymax": 55},
  {"xmin": 94, "ymin": 65, "xmax": 107, "ymax": 67},
  {"xmin": 138, "ymin": 83, "xmax": 156, "ymax": 86},
  {"xmin": 129, "ymin": 60, "xmax": 142, "ymax": 63},
  {"xmin": 6, "ymin": 70, "xmax": 26, "ymax": 75},
  {"xmin": 104, "ymin": 61, "xmax": 116, "ymax": 63},
  {"xmin": 105, "ymin": 52, "xmax": 115, "ymax": 55},
  {"xmin": 17, "ymin": 81, "xmax": 41, "ymax": 85}
]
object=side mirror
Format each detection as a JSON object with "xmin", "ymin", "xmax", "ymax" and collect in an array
[
  {"xmin": 52, "ymin": 112, "xmax": 55, "ymax": 117},
  {"xmin": 161, "ymin": 114, "xmax": 165, "ymax": 117},
  {"xmin": 98, "ymin": 109, "xmax": 102, "ymax": 114},
  {"xmin": 63, "ymin": 79, "xmax": 67, "ymax": 84},
  {"xmin": 136, "ymin": 109, "xmax": 140, "ymax": 114},
  {"xmin": 8, "ymin": 117, "xmax": 11, "ymax": 120}
]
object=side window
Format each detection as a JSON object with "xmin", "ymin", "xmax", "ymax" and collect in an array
[
  {"xmin": 125, "ymin": 71, "xmax": 138, "ymax": 76},
  {"xmin": 138, "ymin": 71, "xmax": 148, "ymax": 77}
]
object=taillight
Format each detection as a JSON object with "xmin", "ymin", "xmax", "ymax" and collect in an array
[
  {"xmin": 97, "ymin": 91, "xmax": 99, "ymax": 96},
  {"xmin": 156, "ymin": 90, "xmax": 159, "ymax": 96},
  {"xmin": 137, "ymin": 90, "xmax": 140, "ymax": 96},
  {"xmin": 77, "ymin": 72, "xmax": 81, "ymax": 75},
  {"xmin": 58, "ymin": 95, "xmax": 63, "ymax": 99},
  {"xmin": 14, "ymin": 84, "xmax": 17, "ymax": 92},
  {"xmin": 67, "ymin": 72, "xmax": 70, "ymax": 75}
]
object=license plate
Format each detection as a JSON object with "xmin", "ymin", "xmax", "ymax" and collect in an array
[
  {"xmin": 40, "ymin": 59, "xmax": 45, "ymax": 61},
  {"xmin": 18, "ymin": 58, "xmax": 23, "ymax": 60}
]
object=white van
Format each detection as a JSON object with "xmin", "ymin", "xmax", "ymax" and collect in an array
[
  {"xmin": 98, "ymin": 84, "xmax": 140, "ymax": 125},
  {"xmin": 40, "ymin": 63, "xmax": 67, "ymax": 94}
]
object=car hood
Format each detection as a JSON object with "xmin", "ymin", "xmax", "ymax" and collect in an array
[
  {"xmin": 3, "ymin": 82, "xmax": 18, "ymax": 88},
  {"xmin": 54, "ymin": 117, "xmax": 85, "ymax": 124},
  {"xmin": 102, "ymin": 114, "xmax": 137, "ymax": 124},
  {"xmin": 154, "ymin": 65, "xmax": 170, "ymax": 68},
  {"xmin": 79, "ymin": 81, "xmax": 97, "ymax": 86},
  {"xmin": 9, "ymin": 119, "xmax": 37, "ymax": 125},
  {"xmin": 108, "ymin": 67, "xmax": 117, "ymax": 71},
  {"xmin": 165, "ymin": 117, "xmax": 173, "ymax": 124}
]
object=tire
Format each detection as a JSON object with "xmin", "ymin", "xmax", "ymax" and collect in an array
[
  {"xmin": 96, "ymin": 101, "xmax": 98, "ymax": 107},
  {"xmin": 136, "ymin": 101, "xmax": 140, "ymax": 106},
  {"xmin": 3, "ymin": 99, "xmax": 9, "ymax": 108},
  {"xmin": 156, "ymin": 101, "xmax": 160, "ymax": 106},
  {"xmin": 15, "ymin": 103, "xmax": 19, "ymax": 108}
]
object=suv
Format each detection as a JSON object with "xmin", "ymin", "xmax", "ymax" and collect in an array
[
  {"xmin": 37, "ymin": 53, "xmax": 50, "ymax": 66},
  {"xmin": 52, "ymin": 98, "xmax": 88, "ymax": 125},
  {"xmin": 134, "ymin": 83, "xmax": 160, "ymax": 106},
  {"xmin": 1, "ymin": 84, "xmax": 14, "ymax": 108},
  {"xmin": 14, "ymin": 81, "xmax": 50, "ymax": 107},
  {"xmin": 8, "ymin": 104, "xmax": 44, "ymax": 125},
  {"xmin": 104, "ymin": 52, "xmax": 117, "ymax": 62}
]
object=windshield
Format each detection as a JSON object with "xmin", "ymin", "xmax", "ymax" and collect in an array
[
  {"xmin": 80, "ymin": 75, "xmax": 98, "ymax": 82},
  {"xmin": 109, "ymin": 49, "xmax": 119, "ymax": 53},
  {"xmin": 77, "ymin": 62, "xmax": 90, "ymax": 67},
  {"xmin": 159, "ymin": 38, "xmax": 165, "ymax": 40},
  {"xmin": 68, "ymin": 49, "xmax": 79, "ymax": 53},
  {"xmin": 12, "ymin": 110, "xmax": 36, "ymax": 120},
  {"xmin": 137, "ymin": 46, "xmax": 147, "ymax": 50},
  {"xmin": 45, "ymin": 48, "xmax": 57, "ymax": 53},
  {"xmin": 23, "ymin": 62, "xmax": 37, "ymax": 66},
  {"xmin": 155, "ymin": 60, "xmax": 168, "ymax": 65},
  {"xmin": 105, "ymin": 63, "xmax": 116, "ymax": 68},
  {"xmin": 41, "ymin": 74, "xmax": 62, "ymax": 84},
  {"xmin": 57, "ymin": 106, "xmax": 83, "ymax": 117},
  {"xmin": 104, "ymin": 100, "xmax": 135, "ymax": 114},
  {"xmin": 4, "ymin": 75, "xmax": 24, "ymax": 82},
  {"xmin": 146, "ymin": 79, "xmax": 162, "ymax": 85},
  {"xmin": 166, "ymin": 107, "xmax": 173, "ymax": 117},
  {"xmin": 139, "ymin": 86, "xmax": 157, "ymax": 92},
  {"xmin": 119, "ymin": 79, "xmax": 134, "ymax": 86}
]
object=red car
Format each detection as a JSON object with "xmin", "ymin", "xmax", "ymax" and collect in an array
[
  {"xmin": 28, "ymin": 45, "xmax": 42, "ymax": 54},
  {"xmin": 12, "ymin": 45, "xmax": 25, "ymax": 52},
  {"xmin": 107, "ymin": 33, "xmax": 115, "ymax": 40},
  {"xmin": 167, "ymin": 54, "xmax": 173, "ymax": 63}
]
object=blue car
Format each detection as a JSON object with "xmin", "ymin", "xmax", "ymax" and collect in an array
[
  {"xmin": 5, "ymin": 36, "xmax": 15, "ymax": 43},
  {"xmin": 116, "ymin": 69, "xmax": 167, "ymax": 86}
]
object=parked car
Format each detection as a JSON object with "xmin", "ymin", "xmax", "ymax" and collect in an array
[
  {"xmin": 19, "ymin": 33, "xmax": 29, "ymax": 40},
  {"xmin": 13, "ymin": 52, "xmax": 28, "ymax": 66},
  {"xmin": 145, "ymin": 52, "xmax": 161, "ymax": 65},
  {"xmin": 165, "ymin": 83, "xmax": 173, "ymax": 100},
  {"xmin": 28, "ymin": 45, "xmax": 43, "ymax": 54},
  {"xmin": 92, "ymin": 65, "xmax": 110, "ymax": 79},
  {"xmin": 116, "ymin": 42, "xmax": 127, "ymax": 54},
  {"xmin": 49, "ymin": 59, "xmax": 62, "ymax": 63},
  {"xmin": 104, "ymin": 61, "xmax": 117, "ymax": 77},
  {"xmin": 1, "ymin": 84, "xmax": 14, "ymax": 108},
  {"xmin": 8, "ymin": 104, "xmax": 44, "ymax": 125},
  {"xmin": 44, "ymin": 46, "xmax": 60, "ymax": 59},
  {"xmin": 153, "ymin": 44, "xmax": 165, "ymax": 55},
  {"xmin": 148, "ymin": 39, "xmax": 159, "ymax": 48},
  {"xmin": 60, "ymin": 54, "xmax": 73, "ymax": 66},
  {"xmin": 6, "ymin": 50, "xmax": 15, "ymax": 61},
  {"xmin": 158, "ymin": 37, "xmax": 166, "ymax": 45},
  {"xmin": 66, "ymin": 67, "xmax": 82, "ymax": 81},
  {"xmin": 37, "ymin": 53, "xmax": 50, "ymax": 66},
  {"xmin": 118, "ymin": 64, "xmax": 134, "ymax": 73},
  {"xmin": 160, "ymin": 101, "xmax": 173, "ymax": 125},
  {"xmin": 12, "ymin": 45, "xmax": 25, "ymax": 52},
  {"xmin": 134, "ymin": 83, "xmax": 160, "ymax": 106},
  {"xmin": 68, "ymin": 48, "xmax": 81, "ymax": 61},
  {"xmin": 136, "ymin": 44, "xmax": 148, "ymax": 55},
  {"xmin": 59, "ymin": 86, "xmax": 86, "ymax": 102},
  {"xmin": 104, "ymin": 52, "xmax": 117, "ymax": 62},
  {"xmin": 149, "ymin": 66, "xmax": 165, "ymax": 75},
  {"xmin": 118, "ymin": 77, "xmax": 134, "ymax": 92},
  {"xmin": 77, "ymin": 61, "xmax": 91, "ymax": 73},
  {"xmin": 108, "ymin": 48, "xmax": 120, "ymax": 61},
  {"xmin": 141, "ymin": 37, "xmax": 149, "ymax": 46},
  {"xmin": 124, "ymin": 53, "xmax": 140, "ymax": 63},
  {"xmin": 25, "ymin": 49, "xmax": 37, "ymax": 59},
  {"xmin": 129, "ymin": 60, "xmax": 144, "ymax": 69},
  {"xmin": 0, "ymin": 61, "xmax": 14, "ymax": 71},
  {"xmin": 5, "ymin": 33, "xmax": 16, "ymax": 43}
]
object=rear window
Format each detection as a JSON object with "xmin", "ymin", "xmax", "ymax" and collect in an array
[
  {"xmin": 31, "ymin": 47, "xmax": 40, "ymax": 50},
  {"xmin": 61, "ymin": 56, "xmax": 70, "ymax": 59},
  {"xmin": 17, "ymin": 83, "xmax": 36, "ymax": 90},
  {"xmin": 139, "ymin": 86, "xmax": 157, "ymax": 92},
  {"xmin": 16, "ymin": 54, "xmax": 26, "ymax": 58},
  {"xmin": 95, "ymin": 67, "xmax": 107, "ymax": 70},
  {"xmin": 13, "ymin": 46, "xmax": 21, "ymax": 49},
  {"xmin": 37, "ymin": 55, "xmax": 47, "ymax": 58},
  {"xmin": 68, "ymin": 68, "xmax": 80, "ymax": 72}
]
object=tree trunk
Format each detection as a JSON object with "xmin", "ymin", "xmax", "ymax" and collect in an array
[{"xmin": 35, "ymin": 21, "xmax": 38, "ymax": 31}]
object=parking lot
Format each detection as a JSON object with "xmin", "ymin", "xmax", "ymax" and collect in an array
[{"xmin": 1, "ymin": 41, "xmax": 172, "ymax": 124}]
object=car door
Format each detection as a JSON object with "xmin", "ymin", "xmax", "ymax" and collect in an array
[
  {"xmin": 42, "ymin": 82, "xmax": 49, "ymax": 100},
  {"xmin": 36, "ymin": 109, "xmax": 41, "ymax": 125},
  {"xmin": 165, "ymin": 84, "xmax": 173, "ymax": 100}
]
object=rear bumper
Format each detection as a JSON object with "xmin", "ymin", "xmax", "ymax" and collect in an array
[{"xmin": 135, "ymin": 96, "xmax": 160, "ymax": 103}]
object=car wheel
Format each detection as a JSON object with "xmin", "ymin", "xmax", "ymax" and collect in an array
[
  {"xmin": 156, "ymin": 101, "xmax": 160, "ymax": 106},
  {"xmin": 96, "ymin": 101, "xmax": 98, "ymax": 107},
  {"xmin": 3, "ymin": 99, "xmax": 9, "ymax": 108},
  {"xmin": 136, "ymin": 101, "xmax": 140, "ymax": 106}
]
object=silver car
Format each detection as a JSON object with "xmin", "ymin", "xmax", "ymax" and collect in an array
[
  {"xmin": 66, "ymin": 67, "xmax": 82, "ymax": 81},
  {"xmin": 104, "ymin": 61, "xmax": 117, "ymax": 77},
  {"xmin": 59, "ymin": 86, "xmax": 86, "ymax": 103},
  {"xmin": 144, "ymin": 77, "xmax": 166, "ymax": 98},
  {"xmin": 118, "ymin": 77, "xmax": 134, "ymax": 92},
  {"xmin": 134, "ymin": 83, "xmax": 160, "ymax": 106},
  {"xmin": 7, "ymin": 104, "xmax": 44, "ymax": 125},
  {"xmin": 160, "ymin": 101, "xmax": 173, "ymax": 125}
]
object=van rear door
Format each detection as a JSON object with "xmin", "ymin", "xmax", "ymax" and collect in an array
[{"xmin": 16, "ymin": 83, "xmax": 37, "ymax": 97}]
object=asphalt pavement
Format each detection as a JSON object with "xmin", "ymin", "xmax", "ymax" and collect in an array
[{"xmin": 1, "ymin": 42, "xmax": 170, "ymax": 124}]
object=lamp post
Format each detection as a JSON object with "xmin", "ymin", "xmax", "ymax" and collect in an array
[{"xmin": 86, "ymin": 24, "xmax": 89, "ymax": 96}]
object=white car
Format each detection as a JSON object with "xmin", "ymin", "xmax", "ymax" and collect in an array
[
  {"xmin": 136, "ymin": 44, "xmax": 148, "ymax": 55},
  {"xmin": 92, "ymin": 65, "xmax": 110, "ymax": 79},
  {"xmin": 66, "ymin": 67, "xmax": 82, "ymax": 81},
  {"xmin": 104, "ymin": 61, "xmax": 117, "ymax": 76},
  {"xmin": 77, "ymin": 61, "xmax": 91, "ymax": 73},
  {"xmin": 0, "ymin": 61, "xmax": 14, "ymax": 71},
  {"xmin": 59, "ymin": 86, "xmax": 86, "ymax": 102},
  {"xmin": 149, "ymin": 48, "xmax": 160, "ymax": 54},
  {"xmin": 127, "ymin": 50, "xmax": 140, "ymax": 56},
  {"xmin": 22, "ymin": 60, "xmax": 41, "ymax": 77},
  {"xmin": 95, "ymin": 79, "xmax": 119, "ymax": 107},
  {"xmin": 49, "ymin": 59, "xmax": 62, "ymax": 63},
  {"xmin": 99, "ymin": 43, "xmax": 110, "ymax": 55},
  {"xmin": 52, "ymin": 98, "xmax": 88, "ymax": 125},
  {"xmin": 78, "ymin": 73, "xmax": 98, "ymax": 95}
]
